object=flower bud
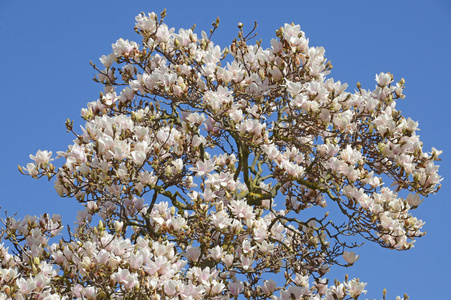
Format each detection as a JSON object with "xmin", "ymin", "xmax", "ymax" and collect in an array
[{"xmin": 114, "ymin": 221, "xmax": 124, "ymax": 233}]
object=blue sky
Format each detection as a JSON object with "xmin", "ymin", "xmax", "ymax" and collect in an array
[{"xmin": 1, "ymin": 1, "xmax": 450, "ymax": 298}]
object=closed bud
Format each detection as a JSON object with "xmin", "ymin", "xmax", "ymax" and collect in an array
[
  {"xmin": 98, "ymin": 220, "xmax": 104, "ymax": 232},
  {"xmin": 160, "ymin": 8, "xmax": 166, "ymax": 18}
]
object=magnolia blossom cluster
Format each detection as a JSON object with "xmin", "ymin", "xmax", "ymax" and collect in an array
[{"xmin": 2, "ymin": 10, "xmax": 441, "ymax": 299}]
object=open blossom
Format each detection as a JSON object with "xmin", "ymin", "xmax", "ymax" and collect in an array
[
  {"xmin": 190, "ymin": 159, "xmax": 215, "ymax": 176},
  {"xmin": 186, "ymin": 112, "xmax": 206, "ymax": 126},
  {"xmin": 29, "ymin": 150, "xmax": 53, "ymax": 165},
  {"xmin": 240, "ymin": 254, "xmax": 253, "ymax": 270},
  {"xmin": 112, "ymin": 38, "xmax": 138, "ymax": 56},
  {"xmin": 376, "ymin": 72, "xmax": 392, "ymax": 86},
  {"xmin": 131, "ymin": 150, "xmax": 146, "ymax": 165},
  {"xmin": 164, "ymin": 280, "xmax": 178, "ymax": 296},
  {"xmin": 172, "ymin": 158, "xmax": 184, "ymax": 173},
  {"xmin": 156, "ymin": 24, "xmax": 174, "ymax": 43},
  {"xmin": 345, "ymin": 279, "xmax": 367, "ymax": 297},
  {"xmin": 23, "ymin": 163, "xmax": 38, "ymax": 177},
  {"xmin": 261, "ymin": 279, "xmax": 277, "ymax": 294},
  {"xmin": 135, "ymin": 12, "xmax": 157, "ymax": 32},
  {"xmin": 100, "ymin": 53, "xmax": 116, "ymax": 68},
  {"xmin": 228, "ymin": 280, "xmax": 243, "ymax": 297},
  {"xmin": 343, "ymin": 251, "xmax": 359, "ymax": 264},
  {"xmin": 16, "ymin": 277, "xmax": 37, "ymax": 295},
  {"xmin": 185, "ymin": 245, "xmax": 201, "ymax": 262},
  {"xmin": 111, "ymin": 268, "xmax": 139, "ymax": 290},
  {"xmin": 203, "ymin": 86, "xmax": 233, "ymax": 113},
  {"xmin": 406, "ymin": 193, "xmax": 423, "ymax": 207},
  {"xmin": 229, "ymin": 200, "xmax": 255, "ymax": 220},
  {"xmin": 209, "ymin": 245, "xmax": 223, "ymax": 260}
]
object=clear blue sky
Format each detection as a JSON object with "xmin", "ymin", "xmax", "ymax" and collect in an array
[{"xmin": 1, "ymin": 1, "xmax": 450, "ymax": 298}]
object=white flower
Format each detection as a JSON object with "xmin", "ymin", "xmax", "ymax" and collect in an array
[
  {"xmin": 112, "ymin": 38, "xmax": 137, "ymax": 57},
  {"xmin": 131, "ymin": 150, "xmax": 146, "ymax": 165},
  {"xmin": 209, "ymin": 245, "xmax": 223, "ymax": 260},
  {"xmin": 29, "ymin": 150, "xmax": 53, "ymax": 165},
  {"xmin": 111, "ymin": 268, "xmax": 139, "ymax": 290},
  {"xmin": 376, "ymin": 72, "xmax": 392, "ymax": 86},
  {"xmin": 23, "ymin": 163, "xmax": 38, "ymax": 177},
  {"xmin": 164, "ymin": 280, "xmax": 178, "ymax": 296},
  {"xmin": 343, "ymin": 251, "xmax": 359, "ymax": 264},
  {"xmin": 16, "ymin": 277, "xmax": 36, "ymax": 295},
  {"xmin": 406, "ymin": 193, "xmax": 423, "ymax": 207},
  {"xmin": 184, "ymin": 245, "xmax": 201, "ymax": 262},
  {"xmin": 99, "ymin": 53, "xmax": 116, "ymax": 68},
  {"xmin": 228, "ymin": 280, "xmax": 243, "ymax": 297},
  {"xmin": 135, "ymin": 12, "xmax": 157, "ymax": 32},
  {"xmin": 190, "ymin": 159, "xmax": 215, "ymax": 176},
  {"xmin": 345, "ymin": 278, "xmax": 367, "ymax": 297}
]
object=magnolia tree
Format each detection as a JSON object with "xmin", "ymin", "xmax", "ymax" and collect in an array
[{"xmin": 1, "ymin": 10, "xmax": 442, "ymax": 299}]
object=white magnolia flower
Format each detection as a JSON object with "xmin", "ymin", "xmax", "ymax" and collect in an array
[{"xmin": 343, "ymin": 251, "xmax": 360, "ymax": 264}]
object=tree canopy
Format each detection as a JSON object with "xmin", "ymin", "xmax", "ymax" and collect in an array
[{"xmin": 1, "ymin": 10, "xmax": 442, "ymax": 299}]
